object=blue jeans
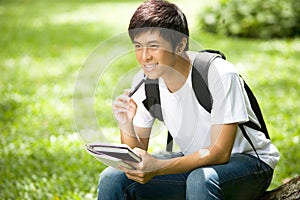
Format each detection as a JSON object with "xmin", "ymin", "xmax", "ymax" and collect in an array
[{"xmin": 97, "ymin": 153, "xmax": 273, "ymax": 200}]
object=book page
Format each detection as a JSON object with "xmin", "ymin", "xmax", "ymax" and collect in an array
[{"xmin": 86, "ymin": 148, "xmax": 135, "ymax": 170}]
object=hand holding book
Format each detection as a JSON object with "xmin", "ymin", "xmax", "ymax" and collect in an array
[{"xmin": 86, "ymin": 143, "xmax": 141, "ymax": 170}]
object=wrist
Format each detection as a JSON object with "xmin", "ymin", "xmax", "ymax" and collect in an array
[
  {"xmin": 119, "ymin": 121, "xmax": 135, "ymax": 136},
  {"xmin": 155, "ymin": 158, "xmax": 177, "ymax": 176}
]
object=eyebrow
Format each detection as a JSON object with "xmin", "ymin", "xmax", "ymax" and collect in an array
[{"xmin": 133, "ymin": 40, "xmax": 160, "ymax": 45}]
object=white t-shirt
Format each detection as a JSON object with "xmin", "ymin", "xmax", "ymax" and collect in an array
[{"xmin": 131, "ymin": 51, "xmax": 280, "ymax": 169}]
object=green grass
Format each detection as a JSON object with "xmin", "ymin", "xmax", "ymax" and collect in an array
[{"xmin": 0, "ymin": 0, "xmax": 299, "ymax": 199}]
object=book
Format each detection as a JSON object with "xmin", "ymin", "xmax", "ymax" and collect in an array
[{"xmin": 86, "ymin": 143, "xmax": 142, "ymax": 170}]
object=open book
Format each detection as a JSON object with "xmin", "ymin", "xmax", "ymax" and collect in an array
[{"xmin": 86, "ymin": 143, "xmax": 141, "ymax": 170}]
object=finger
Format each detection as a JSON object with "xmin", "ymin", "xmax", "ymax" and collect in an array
[
  {"xmin": 112, "ymin": 107, "xmax": 128, "ymax": 115},
  {"xmin": 128, "ymin": 105, "xmax": 137, "ymax": 113},
  {"xmin": 133, "ymin": 147, "xmax": 145, "ymax": 155},
  {"xmin": 124, "ymin": 171, "xmax": 148, "ymax": 184},
  {"xmin": 124, "ymin": 89, "xmax": 131, "ymax": 96},
  {"xmin": 116, "ymin": 94, "xmax": 130, "ymax": 102},
  {"xmin": 112, "ymin": 108, "xmax": 128, "ymax": 116},
  {"xmin": 122, "ymin": 168, "xmax": 143, "ymax": 178},
  {"xmin": 123, "ymin": 173, "xmax": 143, "ymax": 183},
  {"xmin": 128, "ymin": 99, "xmax": 137, "ymax": 109},
  {"xmin": 112, "ymin": 100, "xmax": 129, "ymax": 110},
  {"xmin": 123, "ymin": 160, "xmax": 140, "ymax": 170},
  {"xmin": 118, "ymin": 165, "xmax": 135, "ymax": 172}
]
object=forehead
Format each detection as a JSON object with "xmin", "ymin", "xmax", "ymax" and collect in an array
[{"xmin": 133, "ymin": 30, "xmax": 170, "ymax": 46}]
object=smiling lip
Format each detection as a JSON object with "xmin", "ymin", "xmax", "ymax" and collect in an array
[{"xmin": 143, "ymin": 63, "xmax": 158, "ymax": 72}]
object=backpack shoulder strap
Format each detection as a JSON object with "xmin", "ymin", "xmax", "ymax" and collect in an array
[
  {"xmin": 142, "ymin": 78, "xmax": 163, "ymax": 121},
  {"xmin": 239, "ymin": 79, "xmax": 270, "ymax": 139},
  {"xmin": 193, "ymin": 51, "xmax": 270, "ymax": 138},
  {"xmin": 142, "ymin": 78, "xmax": 173, "ymax": 151},
  {"xmin": 192, "ymin": 51, "xmax": 224, "ymax": 113}
]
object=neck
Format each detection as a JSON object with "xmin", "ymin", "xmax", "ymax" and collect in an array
[{"xmin": 162, "ymin": 52, "xmax": 191, "ymax": 93}]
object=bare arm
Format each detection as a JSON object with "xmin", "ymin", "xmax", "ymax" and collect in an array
[
  {"xmin": 121, "ymin": 126, "xmax": 151, "ymax": 151},
  {"xmin": 121, "ymin": 123, "xmax": 238, "ymax": 184},
  {"xmin": 157, "ymin": 123, "xmax": 238, "ymax": 174},
  {"xmin": 112, "ymin": 90, "xmax": 151, "ymax": 151}
]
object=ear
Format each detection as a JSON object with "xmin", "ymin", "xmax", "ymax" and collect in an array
[{"xmin": 175, "ymin": 38, "xmax": 187, "ymax": 54}]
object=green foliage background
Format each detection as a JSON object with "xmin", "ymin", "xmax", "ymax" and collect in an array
[
  {"xmin": 201, "ymin": 0, "xmax": 300, "ymax": 38},
  {"xmin": 0, "ymin": 0, "xmax": 299, "ymax": 199}
]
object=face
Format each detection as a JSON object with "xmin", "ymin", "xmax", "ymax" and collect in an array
[{"xmin": 133, "ymin": 31, "xmax": 177, "ymax": 79}]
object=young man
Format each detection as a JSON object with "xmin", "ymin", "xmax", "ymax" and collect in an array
[{"xmin": 98, "ymin": 0, "xmax": 280, "ymax": 199}]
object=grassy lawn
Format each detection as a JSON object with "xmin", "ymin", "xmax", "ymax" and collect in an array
[{"xmin": 0, "ymin": 0, "xmax": 299, "ymax": 199}]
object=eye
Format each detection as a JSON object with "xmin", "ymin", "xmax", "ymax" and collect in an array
[
  {"xmin": 149, "ymin": 44, "xmax": 159, "ymax": 49},
  {"xmin": 133, "ymin": 42, "xmax": 142, "ymax": 50},
  {"xmin": 134, "ymin": 43, "xmax": 142, "ymax": 50}
]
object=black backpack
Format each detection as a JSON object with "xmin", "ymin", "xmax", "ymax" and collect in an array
[{"xmin": 142, "ymin": 50, "xmax": 270, "ymax": 162}]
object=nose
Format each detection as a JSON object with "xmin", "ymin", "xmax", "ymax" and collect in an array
[{"xmin": 142, "ymin": 47, "xmax": 152, "ymax": 61}]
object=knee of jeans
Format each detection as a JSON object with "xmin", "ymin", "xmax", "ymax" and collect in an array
[
  {"xmin": 98, "ymin": 167, "xmax": 126, "ymax": 189},
  {"xmin": 99, "ymin": 167, "xmax": 124, "ymax": 182},
  {"xmin": 98, "ymin": 167, "xmax": 130, "ymax": 199},
  {"xmin": 187, "ymin": 168, "xmax": 220, "ymax": 191}
]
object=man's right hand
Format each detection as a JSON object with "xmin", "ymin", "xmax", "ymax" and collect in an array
[{"xmin": 112, "ymin": 89, "xmax": 137, "ymax": 126}]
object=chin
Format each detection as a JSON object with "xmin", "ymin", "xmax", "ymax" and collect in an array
[{"xmin": 144, "ymin": 72, "xmax": 160, "ymax": 80}]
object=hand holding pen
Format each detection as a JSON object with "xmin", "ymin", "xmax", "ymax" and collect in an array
[
  {"xmin": 127, "ymin": 76, "xmax": 147, "ymax": 143},
  {"xmin": 112, "ymin": 76, "xmax": 147, "ymax": 142},
  {"xmin": 113, "ymin": 76, "xmax": 147, "ymax": 121}
]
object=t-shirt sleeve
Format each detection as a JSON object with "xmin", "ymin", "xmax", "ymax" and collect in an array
[
  {"xmin": 132, "ymin": 100, "xmax": 155, "ymax": 128},
  {"xmin": 209, "ymin": 60, "xmax": 249, "ymax": 125}
]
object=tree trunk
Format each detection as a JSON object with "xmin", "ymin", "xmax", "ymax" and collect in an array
[{"xmin": 258, "ymin": 175, "xmax": 300, "ymax": 200}]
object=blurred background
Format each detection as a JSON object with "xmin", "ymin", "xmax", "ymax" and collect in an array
[{"xmin": 1, "ymin": 0, "xmax": 299, "ymax": 199}]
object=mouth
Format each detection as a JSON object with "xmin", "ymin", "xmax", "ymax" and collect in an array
[{"xmin": 143, "ymin": 63, "xmax": 158, "ymax": 72}]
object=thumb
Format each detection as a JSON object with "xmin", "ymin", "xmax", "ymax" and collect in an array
[
  {"xmin": 124, "ymin": 89, "xmax": 131, "ymax": 96},
  {"xmin": 133, "ymin": 147, "xmax": 145, "ymax": 155}
]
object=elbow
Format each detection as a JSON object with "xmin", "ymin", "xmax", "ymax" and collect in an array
[
  {"xmin": 208, "ymin": 149, "xmax": 231, "ymax": 165},
  {"xmin": 218, "ymin": 152, "xmax": 231, "ymax": 164}
]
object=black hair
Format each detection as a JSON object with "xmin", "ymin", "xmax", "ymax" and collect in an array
[{"xmin": 128, "ymin": 0, "xmax": 189, "ymax": 51}]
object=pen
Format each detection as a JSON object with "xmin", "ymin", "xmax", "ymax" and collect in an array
[{"xmin": 128, "ymin": 76, "xmax": 147, "ymax": 97}]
